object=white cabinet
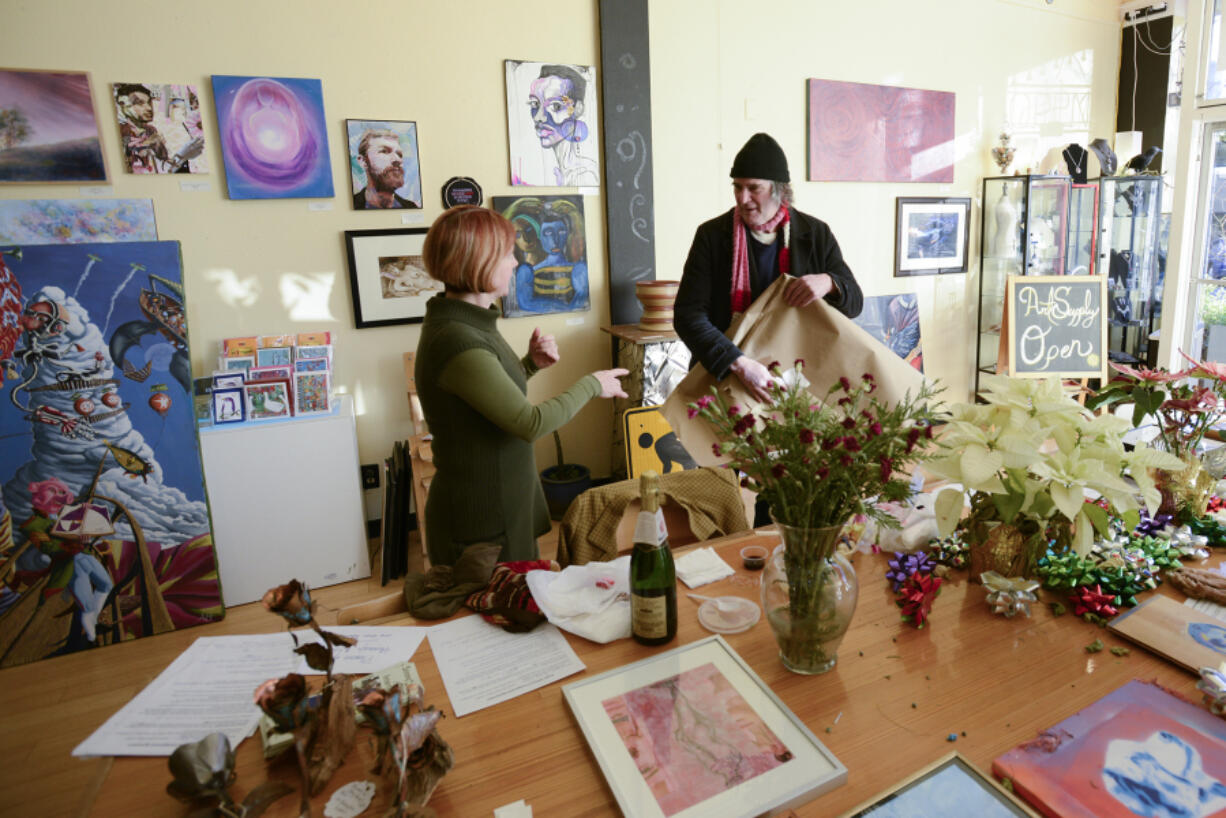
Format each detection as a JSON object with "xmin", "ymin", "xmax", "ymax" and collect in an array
[{"xmin": 200, "ymin": 395, "xmax": 370, "ymax": 605}]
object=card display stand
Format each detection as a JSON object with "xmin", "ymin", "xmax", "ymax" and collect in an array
[{"xmin": 199, "ymin": 394, "xmax": 369, "ymax": 605}]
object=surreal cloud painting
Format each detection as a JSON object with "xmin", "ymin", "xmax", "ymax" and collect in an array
[
  {"xmin": 111, "ymin": 82, "xmax": 207, "ymax": 174},
  {"xmin": 993, "ymin": 680, "xmax": 1226, "ymax": 818},
  {"xmin": 0, "ymin": 68, "xmax": 108, "ymax": 183},
  {"xmin": 492, "ymin": 194, "xmax": 589, "ymax": 317},
  {"xmin": 602, "ymin": 662, "xmax": 792, "ymax": 817},
  {"xmin": 0, "ymin": 241, "xmax": 220, "ymax": 668},
  {"xmin": 505, "ymin": 60, "xmax": 600, "ymax": 187},
  {"xmin": 807, "ymin": 78, "xmax": 954, "ymax": 183},
  {"xmin": 211, "ymin": 75, "xmax": 333, "ymax": 200}
]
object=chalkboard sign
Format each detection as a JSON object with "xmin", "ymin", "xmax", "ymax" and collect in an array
[{"xmin": 1006, "ymin": 275, "xmax": 1107, "ymax": 379}]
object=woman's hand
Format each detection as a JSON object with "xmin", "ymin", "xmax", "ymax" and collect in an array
[
  {"xmin": 528, "ymin": 327, "xmax": 560, "ymax": 369},
  {"xmin": 594, "ymin": 368, "xmax": 630, "ymax": 399}
]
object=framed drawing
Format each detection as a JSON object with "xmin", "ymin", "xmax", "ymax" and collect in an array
[
  {"xmin": 244, "ymin": 379, "xmax": 292, "ymax": 422},
  {"xmin": 894, "ymin": 197, "xmax": 970, "ymax": 276},
  {"xmin": 993, "ymin": 679, "xmax": 1226, "ymax": 818},
  {"xmin": 840, "ymin": 752, "xmax": 1037, "ymax": 817},
  {"xmin": 212, "ymin": 386, "xmax": 245, "ymax": 424},
  {"xmin": 0, "ymin": 68, "xmax": 109, "ymax": 183},
  {"xmin": 346, "ymin": 119, "xmax": 422, "ymax": 210},
  {"xmin": 294, "ymin": 371, "xmax": 331, "ymax": 416},
  {"xmin": 344, "ymin": 228, "xmax": 440, "ymax": 328},
  {"xmin": 563, "ymin": 636, "xmax": 845, "ymax": 817}
]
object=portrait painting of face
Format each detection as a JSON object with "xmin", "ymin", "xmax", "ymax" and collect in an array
[
  {"xmin": 111, "ymin": 82, "xmax": 207, "ymax": 174},
  {"xmin": 505, "ymin": 60, "xmax": 600, "ymax": 188},
  {"xmin": 346, "ymin": 119, "xmax": 422, "ymax": 210},
  {"xmin": 0, "ymin": 68, "xmax": 108, "ymax": 183}
]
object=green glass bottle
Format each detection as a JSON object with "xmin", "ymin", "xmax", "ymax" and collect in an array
[{"xmin": 630, "ymin": 471, "xmax": 676, "ymax": 646}]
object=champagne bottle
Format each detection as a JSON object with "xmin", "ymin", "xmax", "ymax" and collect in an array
[{"xmin": 630, "ymin": 471, "xmax": 677, "ymax": 646}]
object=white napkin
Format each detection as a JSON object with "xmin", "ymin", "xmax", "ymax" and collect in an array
[
  {"xmin": 674, "ymin": 547, "xmax": 735, "ymax": 588},
  {"xmin": 524, "ymin": 557, "xmax": 631, "ymax": 644}
]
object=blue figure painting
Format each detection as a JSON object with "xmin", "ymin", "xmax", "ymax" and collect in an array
[
  {"xmin": 853, "ymin": 293, "xmax": 923, "ymax": 372},
  {"xmin": 493, "ymin": 195, "xmax": 591, "ymax": 318},
  {"xmin": 0, "ymin": 241, "xmax": 221, "ymax": 668}
]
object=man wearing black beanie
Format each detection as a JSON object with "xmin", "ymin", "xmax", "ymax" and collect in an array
[{"xmin": 674, "ymin": 132, "xmax": 862, "ymax": 402}]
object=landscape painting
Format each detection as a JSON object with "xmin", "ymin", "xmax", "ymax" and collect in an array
[
  {"xmin": 211, "ymin": 75, "xmax": 333, "ymax": 200},
  {"xmin": 0, "ymin": 241, "xmax": 221, "ymax": 668},
  {"xmin": 0, "ymin": 68, "xmax": 108, "ymax": 183}
]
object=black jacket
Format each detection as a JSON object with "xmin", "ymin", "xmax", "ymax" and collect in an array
[{"xmin": 674, "ymin": 207, "xmax": 863, "ymax": 378}]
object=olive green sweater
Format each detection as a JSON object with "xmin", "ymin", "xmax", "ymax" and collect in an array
[{"xmin": 415, "ymin": 295, "xmax": 599, "ymax": 565}]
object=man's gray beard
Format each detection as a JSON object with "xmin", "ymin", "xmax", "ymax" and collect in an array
[{"xmin": 371, "ymin": 167, "xmax": 403, "ymax": 193}]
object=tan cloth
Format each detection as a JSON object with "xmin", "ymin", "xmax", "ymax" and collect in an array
[
  {"xmin": 556, "ymin": 466, "xmax": 748, "ymax": 567},
  {"xmin": 662, "ymin": 275, "xmax": 927, "ymax": 469}
]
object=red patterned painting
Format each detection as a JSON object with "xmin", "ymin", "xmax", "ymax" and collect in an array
[{"xmin": 807, "ymin": 78, "xmax": 954, "ymax": 183}]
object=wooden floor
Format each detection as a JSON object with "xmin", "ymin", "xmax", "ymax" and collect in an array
[{"xmin": 0, "ymin": 523, "xmax": 564, "ymax": 818}]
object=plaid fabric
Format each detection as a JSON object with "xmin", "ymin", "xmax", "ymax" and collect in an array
[
  {"xmin": 555, "ymin": 466, "xmax": 748, "ymax": 567},
  {"xmin": 464, "ymin": 563, "xmax": 550, "ymax": 633}
]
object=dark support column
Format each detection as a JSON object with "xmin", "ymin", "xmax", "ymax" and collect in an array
[
  {"xmin": 599, "ymin": 0, "xmax": 657, "ymax": 326},
  {"xmin": 1117, "ymin": 14, "xmax": 1173, "ymax": 173}
]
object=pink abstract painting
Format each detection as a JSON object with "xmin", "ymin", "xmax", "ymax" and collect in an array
[
  {"xmin": 602, "ymin": 662, "xmax": 793, "ymax": 816},
  {"xmin": 807, "ymin": 78, "xmax": 954, "ymax": 183}
]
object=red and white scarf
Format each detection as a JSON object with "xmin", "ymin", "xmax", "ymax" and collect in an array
[{"xmin": 731, "ymin": 203, "xmax": 790, "ymax": 314}]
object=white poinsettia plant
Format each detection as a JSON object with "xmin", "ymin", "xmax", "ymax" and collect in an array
[{"xmin": 926, "ymin": 375, "xmax": 1184, "ymax": 563}]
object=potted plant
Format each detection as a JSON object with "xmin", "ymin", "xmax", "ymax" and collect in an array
[
  {"xmin": 690, "ymin": 362, "xmax": 942, "ymax": 673},
  {"xmin": 927, "ymin": 374, "xmax": 1183, "ymax": 579},
  {"xmin": 540, "ymin": 430, "xmax": 591, "ymax": 520}
]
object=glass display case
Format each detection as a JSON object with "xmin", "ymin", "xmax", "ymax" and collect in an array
[
  {"xmin": 975, "ymin": 175, "xmax": 1072, "ymax": 396},
  {"xmin": 1097, "ymin": 175, "xmax": 1163, "ymax": 365},
  {"xmin": 1067, "ymin": 182, "xmax": 1099, "ymax": 275}
]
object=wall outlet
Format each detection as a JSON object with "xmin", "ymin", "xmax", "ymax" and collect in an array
[{"xmin": 360, "ymin": 464, "xmax": 380, "ymax": 489}]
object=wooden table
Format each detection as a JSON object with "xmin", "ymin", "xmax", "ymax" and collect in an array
[{"xmin": 86, "ymin": 531, "xmax": 1213, "ymax": 817}]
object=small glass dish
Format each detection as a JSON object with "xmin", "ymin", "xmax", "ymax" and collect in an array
[
  {"xmin": 740, "ymin": 545, "xmax": 769, "ymax": 570},
  {"xmin": 696, "ymin": 597, "xmax": 761, "ymax": 634}
]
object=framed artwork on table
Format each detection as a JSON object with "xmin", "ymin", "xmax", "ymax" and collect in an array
[
  {"xmin": 343, "ymin": 228, "xmax": 441, "ymax": 328},
  {"xmin": 212, "ymin": 386, "xmax": 245, "ymax": 424},
  {"xmin": 346, "ymin": 119, "xmax": 422, "ymax": 210},
  {"xmin": 563, "ymin": 636, "xmax": 846, "ymax": 818},
  {"xmin": 894, "ymin": 197, "xmax": 971, "ymax": 276},
  {"xmin": 839, "ymin": 752, "xmax": 1038, "ymax": 817},
  {"xmin": 244, "ymin": 379, "xmax": 292, "ymax": 422},
  {"xmin": 247, "ymin": 365, "xmax": 291, "ymax": 382},
  {"xmin": 293, "ymin": 371, "xmax": 331, "ymax": 416}
]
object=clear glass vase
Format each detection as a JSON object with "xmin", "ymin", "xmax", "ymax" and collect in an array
[{"xmin": 761, "ymin": 521, "xmax": 859, "ymax": 675}]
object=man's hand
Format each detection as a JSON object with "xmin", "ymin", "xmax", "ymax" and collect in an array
[
  {"xmin": 729, "ymin": 356, "xmax": 775, "ymax": 403},
  {"xmin": 528, "ymin": 327, "xmax": 560, "ymax": 369},
  {"xmin": 783, "ymin": 273, "xmax": 834, "ymax": 307}
]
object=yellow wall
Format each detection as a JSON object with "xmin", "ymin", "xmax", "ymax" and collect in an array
[{"xmin": 1, "ymin": 0, "xmax": 1123, "ymax": 479}]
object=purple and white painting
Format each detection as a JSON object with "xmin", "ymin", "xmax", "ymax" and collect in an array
[
  {"xmin": 211, "ymin": 75, "xmax": 333, "ymax": 200},
  {"xmin": 505, "ymin": 60, "xmax": 600, "ymax": 188},
  {"xmin": 0, "ymin": 69, "xmax": 108, "ymax": 183}
]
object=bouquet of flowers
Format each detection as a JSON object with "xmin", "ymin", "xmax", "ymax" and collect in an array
[{"xmin": 688, "ymin": 361, "xmax": 943, "ymax": 530}]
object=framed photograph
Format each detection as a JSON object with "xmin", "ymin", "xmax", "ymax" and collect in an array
[
  {"xmin": 346, "ymin": 119, "xmax": 422, "ymax": 210},
  {"xmin": 894, "ymin": 196, "xmax": 970, "ymax": 276},
  {"xmin": 212, "ymin": 386, "xmax": 245, "ymax": 424},
  {"xmin": 840, "ymin": 752, "xmax": 1037, "ymax": 817},
  {"xmin": 255, "ymin": 346, "xmax": 292, "ymax": 368},
  {"xmin": 294, "ymin": 371, "xmax": 332, "ymax": 416},
  {"xmin": 248, "ymin": 364, "xmax": 291, "ymax": 382},
  {"xmin": 993, "ymin": 679, "xmax": 1226, "ymax": 818},
  {"xmin": 344, "ymin": 228, "xmax": 441, "ymax": 328},
  {"xmin": 244, "ymin": 379, "xmax": 292, "ymax": 422},
  {"xmin": 212, "ymin": 371, "xmax": 245, "ymax": 390},
  {"xmin": 294, "ymin": 357, "xmax": 330, "ymax": 373},
  {"xmin": 0, "ymin": 68, "xmax": 109, "ymax": 183},
  {"xmin": 563, "ymin": 636, "xmax": 846, "ymax": 818}
]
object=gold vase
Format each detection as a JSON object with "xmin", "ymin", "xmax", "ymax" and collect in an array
[
  {"xmin": 1154, "ymin": 456, "xmax": 1215, "ymax": 519},
  {"xmin": 967, "ymin": 522, "xmax": 1028, "ymax": 580}
]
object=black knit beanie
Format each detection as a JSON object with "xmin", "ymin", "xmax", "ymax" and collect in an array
[{"xmin": 730, "ymin": 133, "xmax": 790, "ymax": 182}]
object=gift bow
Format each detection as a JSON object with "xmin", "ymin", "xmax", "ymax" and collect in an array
[{"xmin": 981, "ymin": 571, "xmax": 1040, "ymax": 618}]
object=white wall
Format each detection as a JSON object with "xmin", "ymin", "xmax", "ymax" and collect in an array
[{"xmin": 0, "ymin": 0, "xmax": 1124, "ymax": 481}]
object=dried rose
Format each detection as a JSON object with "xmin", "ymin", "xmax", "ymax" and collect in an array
[
  {"xmin": 254, "ymin": 674, "xmax": 311, "ymax": 731},
  {"xmin": 262, "ymin": 580, "xmax": 313, "ymax": 626},
  {"xmin": 166, "ymin": 732, "xmax": 235, "ymax": 801}
]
